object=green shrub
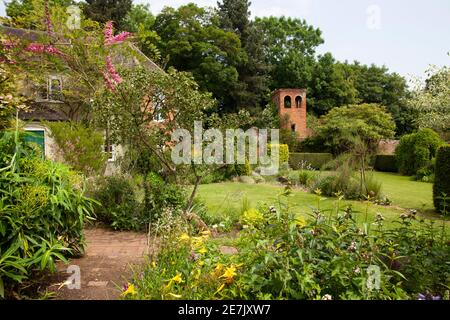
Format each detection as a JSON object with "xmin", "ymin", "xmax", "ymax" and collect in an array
[
  {"xmin": 268, "ymin": 144, "xmax": 289, "ymax": 164},
  {"xmin": 310, "ymin": 164, "xmax": 382, "ymax": 200},
  {"xmin": 0, "ymin": 129, "xmax": 95, "ymax": 298},
  {"xmin": 374, "ymin": 154, "xmax": 398, "ymax": 172},
  {"xmin": 128, "ymin": 194, "xmax": 450, "ymax": 300},
  {"xmin": 46, "ymin": 121, "xmax": 108, "ymax": 176},
  {"xmin": 143, "ymin": 172, "xmax": 187, "ymax": 224},
  {"xmin": 396, "ymin": 128, "xmax": 444, "ymax": 176},
  {"xmin": 91, "ymin": 175, "xmax": 142, "ymax": 230},
  {"xmin": 433, "ymin": 145, "xmax": 450, "ymax": 214},
  {"xmin": 289, "ymin": 153, "xmax": 333, "ymax": 170},
  {"xmin": 297, "ymin": 170, "xmax": 317, "ymax": 187}
]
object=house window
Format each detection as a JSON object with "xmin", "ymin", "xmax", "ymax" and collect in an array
[
  {"xmin": 284, "ymin": 96, "xmax": 291, "ymax": 108},
  {"xmin": 291, "ymin": 124, "xmax": 296, "ymax": 132},
  {"xmin": 104, "ymin": 143, "xmax": 116, "ymax": 162},
  {"xmin": 295, "ymin": 96, "xmax": 302, "ymax": 108},
  {"xmin": 48, "ymin": 76, "xmax": 63, "ymax": 101}
]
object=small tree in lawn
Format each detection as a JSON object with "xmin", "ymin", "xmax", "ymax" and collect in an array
[
  {"xmin": 316, "ymin": 103, "xmax": 396, "ymax": 197},
  {"xmin": 91, "ymin": 66, "xmax": 253, "ymax": 216}
]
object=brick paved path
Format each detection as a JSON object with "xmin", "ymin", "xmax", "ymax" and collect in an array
[{"xmin": 46, "ymin": 227, "xmax": 151, "ymax": 300}]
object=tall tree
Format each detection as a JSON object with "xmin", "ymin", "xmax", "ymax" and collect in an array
[
  {"xmin": 408, "ymin": 66, "xmax": 450, "ymax": 137},
  {"xmin": 217, "ymin": 0, "xmax": 270, "ymax": 113},
  {"xmin": 308, "ymin": 53, "xmax": 358, "ymax": 115},
  {"xmin": 154, "ymin": 4, "xmax": 245, "ymax": 113},
  {"xmin": 122, "ymin": 3, "xmax": 161, "ymax": 63},
  {"xmin": 255, "ymin": 16, "xmax": 323, "ymax": 91},
  {"xmin": 5, "ymin": 0, "xmax": 74, "ymax": 29},
  {"xmin": 348, "ymin": 62, "xmax": 412, "ymax": 135},
  {"xmin": 83, "ymin": 0, "xmax": 132, "ymax": 30}
]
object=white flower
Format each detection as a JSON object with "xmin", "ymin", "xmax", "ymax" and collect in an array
[{"xmin": 321, "ymin": 294, "xmax": 333, "ymax": 300}]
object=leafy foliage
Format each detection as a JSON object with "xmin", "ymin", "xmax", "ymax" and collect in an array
[
  {"xmin": 395, "ymin": 128, "xmax": 444, "ymax": 176},
  {"xmin": 89, "ymin": 175, "xmax": 141, "ymax": 230},
  {"xmin": 45, "ymin": 121, "xmax": 107, "ymax": 176},
  {"xmin": 433, "ymin": 145, "xmax": 450, "ymax": 214},
  {"xmin": 83, "ymin": 0, "xmax": 132, "ymax": 31},
  {"xmin": 316, "ymin": 103, "xmax": 396, "ymax": 154},
  {"xmin": 126, "ymin": 191, "xmax": 449, "ymax": 300},
  {"xmin": 0, "ymin": 125, "xmax": 95, "ymax": 298},
  {"xmin": 408, "ymin": 66, "xmax": 450, "ymax": 135}
]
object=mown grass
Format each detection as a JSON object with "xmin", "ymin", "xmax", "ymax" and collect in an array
[{"xmin": 195, "ymin": 172, "xmax": 449, "ymax": 229}]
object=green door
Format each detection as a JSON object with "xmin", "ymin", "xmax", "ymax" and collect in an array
[{"xmin": 24, "ymin": 130, "xmax": 45, "ymax": 157}]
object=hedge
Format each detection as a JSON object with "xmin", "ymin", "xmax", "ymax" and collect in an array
[
  {"xmin": 396, "ymin": 128, "xmax": 444, "ymax": 175},
  {"xmin": 433, "ymin": 145, "xmax": 450, "ymax": 214},
  {"xmin": 374, "ymin": 154, "xmax": 398, "ymax": 172},
  {"xmin": 289, "ymin": 153, "xmax": 333, "ymax": 170}
]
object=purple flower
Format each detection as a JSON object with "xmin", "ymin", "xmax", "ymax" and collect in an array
[
  {"xmin": 431, "ymin": 295, "xmax": 441, "ymax": 301},
  {"xmin": 417, "ymin": 293, "xmax": 426, "ymax": 300}
]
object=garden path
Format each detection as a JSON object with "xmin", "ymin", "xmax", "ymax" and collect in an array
[{"xmin": 45, "ymin": 227, "xmax": 151, "ymax": 300}]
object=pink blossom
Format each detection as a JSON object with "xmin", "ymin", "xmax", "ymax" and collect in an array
[
  {"xmin": 105, "ymin": 56, "xmax": 122, "ymax": 84},
  {"xmin": 105, "ymin": 32, "xmax": 132, "ymax": 46},
  {"xmin": 102, "ymin": 71, "xmax": 116, "ymax": 92},
  {"xmin": 25, "ymin": 43, "xmax": 64, "ymax": 56},
  {"xmin": 104, "ymin": 21, "xmax": 114, "ymax": 40}
]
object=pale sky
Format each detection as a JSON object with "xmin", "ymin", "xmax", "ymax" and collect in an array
[{"xmin": 1, "ymin": 0, "xmax": 449, "ymax": 80}]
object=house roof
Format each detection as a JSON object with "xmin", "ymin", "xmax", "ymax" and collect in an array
[
  {"xmin": 19, "ymin": 104, "xmax": 69, "ymax": 122},
  {"xmin": 0, "ymin": 24, "xmax": 162, "ymax": 72}
]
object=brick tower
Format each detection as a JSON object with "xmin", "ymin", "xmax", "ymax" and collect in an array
[{"xmin": 272, "ymin": 88, "xmax": 308, "ymax": 139}]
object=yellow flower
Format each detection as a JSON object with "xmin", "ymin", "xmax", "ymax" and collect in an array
[
  {"xmin": 167, "ymin": 293, "xmax": 182, "ymax": 299},
  {"xmin": 314, "ymin": 188, "xmax": 322, "ymax": 196},
  {"xmin": 198, "ymin": 247, "xmax": 208, "ymax": 254},
  {"xmin": 201, "ymin": 230, "xmax": 211, "ymax": 239},
  {"xmin": 151, "ymin": 261, "xmax": 157, "ymax": 268},
  {"xmin": 192, "ymin": 237, "xmax": 204, "ymax": 248},
  {"xmin": 294, "ymin": 215, "xmax": 306, "ymax": 228},
  {"xmin": 220, "ymin": 265, "xmax": 237, "ymax": 284},
  {"xmin": 171, "ymin": 272, "xmax": 183, "ymax": 284},
  {"xmin": 179, "ymin": 233, "xmax": 190, "ymax": 242},
  {"xmin": 215, "ymin": 263, "xmax": 224, "ymax": 273},
  {"xmin": 214, "ymin": 283, "xmax": 225, "ymax": 295},
  {"xmin": 121, "ymin": 283, "xmax": 136, "ymax": 296}
]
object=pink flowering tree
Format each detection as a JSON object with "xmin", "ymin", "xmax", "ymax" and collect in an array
[{"xmin": 1, "ymin": 0, "xmax": 133, "ymax": 120}]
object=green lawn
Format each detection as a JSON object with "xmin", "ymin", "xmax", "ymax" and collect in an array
[
  {"xmin": 195, "ymin": 172, "xmax": 449, "ymax": 228},
  {"xmin": 371, "ymin": 172, "xmax": 433, "ymax": 211}
]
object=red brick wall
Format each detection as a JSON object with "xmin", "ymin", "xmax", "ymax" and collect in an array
[{"xmin": 272, "ymin": 88, "xmax": 308, "ymax": 139}]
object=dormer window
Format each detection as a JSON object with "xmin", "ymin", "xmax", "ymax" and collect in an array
[{"xmin": 284, "ymin": 96, "xmax": 291, "ymax": 108}]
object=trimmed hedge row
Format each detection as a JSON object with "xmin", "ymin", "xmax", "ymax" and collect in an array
[
  {"xmin": 433, "ymin": 145, "xmax": 450, "ymax": 214},
  {"xmin": 289, "ymin": 153, "xmax": 333, "ymax": 170},
  {"xmin": 374, "ymin": 154, "xmax": 398, "ymax": 172}
]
